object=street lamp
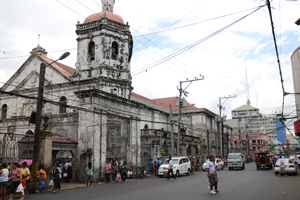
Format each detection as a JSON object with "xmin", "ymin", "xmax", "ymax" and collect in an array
[{"xmin": 29, "ymin": 52, "xmax": 70, "ymax": 193}]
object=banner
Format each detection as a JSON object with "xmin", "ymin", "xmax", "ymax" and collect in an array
[{"xmin": 276, "ymin": 120, "xmax": 286, "ymax": 145}]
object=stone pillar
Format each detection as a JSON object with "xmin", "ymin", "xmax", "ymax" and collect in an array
[
  {"xmin": 41, "ymin": 131, "xmax": 53, "ymax": 186},
  {"xmin": 93, "ymin": 113, "xmax": 101, "ymax": 182},
  {"xmin": 71, "ymin": 149, "xmax": 77, "ymax": 182},
  {"xmin": 100, "ymin": 114, "xmax": 107, "ymax": 179},
  {"xmin": 129, "ymin": 118, "xmax": 137, "ymax": 168},
  {"xmin": 136, "ymin": 119, "xmax": 141, "ymax": 169}
]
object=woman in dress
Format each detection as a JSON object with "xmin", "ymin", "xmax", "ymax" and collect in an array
[
  {"xmin": 8, "ymin": 163, "xmax": 23, "ymax": 200},
  {"xmin": 86, "ymin": 162, "xmax": 93, "ymax": 187},
  {"xmin": 104, "ymin": 161, "xmax": 111, "ymax": 183},
  {"xmin": 0, "ymin": 164, "xmax": 9, "ymax": 200}
]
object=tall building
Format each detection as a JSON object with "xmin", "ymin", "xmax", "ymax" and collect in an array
[
  {"xmin": 291, "ymin": 46, "xmax": 300, "ymax": 121},
  {"xmin": 225, "ymin": 100, "xmax": 282, "ymax": 153}
]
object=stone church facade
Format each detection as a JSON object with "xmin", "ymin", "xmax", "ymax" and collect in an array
[{"xmin": 0, "ymin": 0, "xmax": 234, "ymax": 182}]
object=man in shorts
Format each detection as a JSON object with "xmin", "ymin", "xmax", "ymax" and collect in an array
[
  {"xmin": 206, "ymin": 155, "xmax": 218, "ymax": 195},
  {"xmin": 277, "ymin": 155, "xmax": 287, "ymax": 177}
]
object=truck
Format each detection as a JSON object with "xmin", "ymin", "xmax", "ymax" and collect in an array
[{"xmin": 227, "ymin": 153, "xmax": 245, "ymax": 170}]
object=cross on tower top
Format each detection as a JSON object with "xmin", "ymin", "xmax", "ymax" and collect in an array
[{"xmin": 102, "ymin": 0, "xmax": 115, "ymax": 12}]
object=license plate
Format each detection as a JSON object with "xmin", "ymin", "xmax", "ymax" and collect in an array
[
  {"xmin": 233, "ymin": 165, "xmax": 237, "ymax": 167},
  {"xmin": 164, "ymin": 173, "xmax": 168, "ymax": 175},
  {"xmin": 285, "ymin": 165, "xmax": 287, "ymax": 167},
  {"xmin": 261, "ymin": 164, "xmax": 265, "ymax": 166}
]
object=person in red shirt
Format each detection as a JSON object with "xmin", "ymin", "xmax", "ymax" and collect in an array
[{"xmin": 154, "ymin": 161, "xmax": 157, "ymax": 177}]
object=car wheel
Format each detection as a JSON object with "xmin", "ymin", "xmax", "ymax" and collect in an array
[
  {"xmin": 256, "ymin": 165, "xmax": 259, "ymax": 170},
  {"xmin": 229, "ymin": 167, "xmax": 231, "ymax": 170},
  {"xmin": 269, "ymin": 165, "xmax": 272, "ymax": 170},
  {"xmin": 222, "ymin": 165, "xmax": 224, "ymax": 170},
  {"xmin": 176, "ymin": 170, "xmax": 180, "ymax": 177},
  {"xmin": 243, "ymin": 164, "xmax": 245, "ymax": 170},
  {"xmin": 275, "ymin": 172, "xmax": 278, "ymax": 175},
  {"xmin": 294, "ymin": 171, "xmax": 297, "ymax": 175},
  {"xmin": 186, "ymin": 169, "xmax": 190, "ymax": 176},
  {"xmin": 159, "ymin": 175, "xmax": 163, "ymax": 178},
  {"xmin": 216, "ymin": 166, "xmax": 218, "ymax": 171}
]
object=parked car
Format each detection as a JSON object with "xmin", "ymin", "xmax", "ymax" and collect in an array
[
  {"xmin": 158, "ymin": 156, "xmax": 191, "ymax": 178},
  {"xmin": 202, "ymin": 158, "xmax": 224, "ymax": 171},
  {"xmin": 274, "ymin": 158, "xmax": 297, "ymax": 175},
  {"xmin": 227, "ymin": 153, "xmax": 245, "ymax": 170}
]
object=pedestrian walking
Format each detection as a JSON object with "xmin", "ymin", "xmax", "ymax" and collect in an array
[
  {"xmin": 105, "ymin": 160, "xmax": 111, "ymax": 183},
  {"xmin": 86, "ymin": 162, "xmax": 93, "ymax": 187},
  {"xmin": 191, "ymin": 157, "xmax": 196, "ymax": 175},
  {"xmin": 21, "ymin": 162, "xmax": 30, "ymax": 197},
  {"xmin": 0, "ymin": 163, "xmax": 9, "ymax": 200},
  {"xmin": 111, "ymin": 161, "xmax": 118, "ymax": 182},
  {"xmin": 120, "ymin": 161, "xmax": 128, "ymax": 183},
  {"xmin": 157, "ymin": 157, "xmax": 162, "ymax": 170},
  {"xmin": 154, "ymin": 161, "xmax": 157, "ymax": 177},
  {"xmin": 277, "ymin": 155, "xmax": 287, "ymax": 177},
  {"xmin": 297, "ymin": 157, "xmax": 300, "ymax": 170},
  {"xmin": 35, "ymin": 164, "xmax": 47, "ymax": 193},
  {"xmin": 167, "ymin": 157, "xmax": 176, "ymax": 180},
  {"xmin": 8, "ymin": 163, "xmax": 24, "ymax": 200},
  {"xmin": 51, "ymin": 163, "xmax": 61, "ymax": 193},
  {"xmin": 148, "ymin": 159, "xmax": 154, "ymax": 178},
  {"xmin": 207, "ymin": 155, "xmax": 218, "ymax": 195}
]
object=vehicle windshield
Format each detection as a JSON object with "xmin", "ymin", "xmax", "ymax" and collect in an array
[
  {"xmin": 203, "ymin": 159, "xmax": 209, "ymax": 164},
  {"xmin": 163, "ymin": 159, "xmax": 179, "ymax": 165},
  {"xmin": 228, "ymin": 155, "xmax": 241, "ymax": 159}
]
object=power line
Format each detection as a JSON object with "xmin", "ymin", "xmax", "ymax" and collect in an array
[{"xmin": 132, "ymin": 6, "xmax": 265, "ymax": 76}]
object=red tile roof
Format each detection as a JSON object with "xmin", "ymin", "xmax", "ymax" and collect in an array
[
  {"xmin": 84, "ymin": 11, "xmax": 124, "ymax": 24},
  {"xmin": 36, "ymin": 54, "xmax": 75, "ymax": 76},
  {"xmin": 131, "ymin": 92, "xmax": 197, "ymax": 111},
  {"xmin": 18, "ymin": 133, "xmax": 78, "ymax": 145}
]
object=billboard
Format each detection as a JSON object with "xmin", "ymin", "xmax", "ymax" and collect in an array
[{"xmin": 276, "ymin": 120, "xmax": 286, "ymax": 145}]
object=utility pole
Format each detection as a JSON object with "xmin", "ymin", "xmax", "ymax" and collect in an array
[
  {"xmin": 170, "ymin": 105, "xmax": 174, "ymax": 156},
  {"xmin": 177, "ymin": 75, "xmax": 204, "ymax": 156},
  {"xmin": 29, "ymin": 52, "xmax": 70, "ymax": 193},
  {"xmin": 238, "ymin": 112, "xmax": 241, "ymax": 151},
  {"xmin": 217, "ymin": 95, "xmax": 236, "ymax": 157}
]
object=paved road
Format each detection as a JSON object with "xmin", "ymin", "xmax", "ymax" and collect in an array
[{"xmin": 21, "ymin": 163, "xmax": 299, "ymax": 200}]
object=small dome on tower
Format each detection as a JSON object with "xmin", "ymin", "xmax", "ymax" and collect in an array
[{"xmin": 84, "ymin": 11, "xmax": 124, "ymax": 24}]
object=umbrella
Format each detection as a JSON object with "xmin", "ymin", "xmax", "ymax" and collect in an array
[
  {"xmin": 268, "ymin": 154, "xmax": 276, "ymax": 156},
  {"xmin": 18, "ymin": 159, "xmax": 32, "ymax": 166},
  {"xmin": 274, "ymin": 156, "xmax": 280, "ymax": 159}
]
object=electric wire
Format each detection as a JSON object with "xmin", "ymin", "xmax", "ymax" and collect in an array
[{"xmin": 132, "ymin": 6, "xmax": 265, "ymax": 76}]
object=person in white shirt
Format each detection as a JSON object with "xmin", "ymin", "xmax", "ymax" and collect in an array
[
  {"xmin": 0, "ymin": 164, "xmax": 9, "ymax": 200},
  {"xmin": 297, "ymin": 157, "xmax": 300, "ymax": 170},
  {"xmin": 277, "ymin": 155, "xmax": 287, "ymax": 177},
  {"xmin": 206, "ymin": 155, "xmax": 218, "ymax": 195},
  {"xmin": 167, "ymin": 157, "xmax": 176, "ymax": 180},
  {"xmin": 65, "ymin": 160, "xmax": 72, "ymax": 170}
]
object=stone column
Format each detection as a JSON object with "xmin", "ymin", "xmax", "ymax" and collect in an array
[
  {"xmin": 41, "ymin": 131, "xmax": 53, "ymax": 186},
  {"xmin": 71, "ymin": 149, "xmax": 78, "ymax": 182},
  {"xmin": 100, "ymin": 114, "xmax": 107, "ymax": 179},
  {"xmin": 93, "ymin": 113, "xmax": 101, "ymax": 182}
]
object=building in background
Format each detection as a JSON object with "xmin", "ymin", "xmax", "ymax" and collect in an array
[{"xmin": 225, "ymin": 100, "xmax": 282, "ymax": 153}]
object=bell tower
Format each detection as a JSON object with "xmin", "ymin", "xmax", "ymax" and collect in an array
[{"xmin": 74, "ymin": 1, "xmax": 133, "ymax": 99}]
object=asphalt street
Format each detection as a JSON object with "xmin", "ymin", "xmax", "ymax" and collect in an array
[{"xmin": 19, "ymin": 163, "xmax": 299, "ymax": 200}]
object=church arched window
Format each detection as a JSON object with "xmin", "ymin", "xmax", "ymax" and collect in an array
[
  {"xmin": 2, "ymin": 104, "xmax": 7, "ymax": 119},
  {"xmin": 88, "ymin": 41, "xmax": 95, "ymax": 61},
  {"xmin": 111, "ymin": 41, "xmax": 118, "ymax": 60},
  {"xmin": 59, "ymin": 96, "xmax": 67, "ymax": 113}
]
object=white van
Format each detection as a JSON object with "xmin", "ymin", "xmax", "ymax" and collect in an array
[
  {"xmin": 158, "ymin": 156, "xmax": 191, "ymax": 177},
  {"xmin": 227, "ymin": 153, "xmax": 245, "ymax": 170}
]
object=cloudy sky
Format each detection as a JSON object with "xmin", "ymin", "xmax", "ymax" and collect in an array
[{"xmin": 0, "ymin": 0, "xmax": 300, "ymax": 129}]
